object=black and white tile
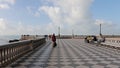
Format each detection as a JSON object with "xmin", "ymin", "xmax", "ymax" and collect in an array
[{"xmin": 5, "ymin": 39, "xmax": 120, "ymax": 68}]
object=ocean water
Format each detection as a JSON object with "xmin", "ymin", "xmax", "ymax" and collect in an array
[{"xmin": 0, "ymin": 35, "xmax": 20, "ymax": 46}]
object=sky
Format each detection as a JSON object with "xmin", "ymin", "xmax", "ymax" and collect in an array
[{"xmin": 0, "ymin": 0, "xmax": 120, "ymax": 35}]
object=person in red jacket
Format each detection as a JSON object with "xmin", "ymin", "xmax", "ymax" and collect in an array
[{"xmin": 52, "ymin": 33, "xmax": 57, "ymax": 47}]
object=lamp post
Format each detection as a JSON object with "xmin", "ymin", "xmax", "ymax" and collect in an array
[
  {"xmin": 58, "ymin": 26, "xmax": 60, "ymax": 38},
  {"xmin": 72, "ymin": 29, "xmax": 74, "ymax": 38},
  {"xmin": 100, "ymin": 23, "xmax": 102, "ymax": 35}
]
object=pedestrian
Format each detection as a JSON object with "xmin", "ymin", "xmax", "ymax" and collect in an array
[
  {"xmin": 52, "ymin": 33, "xmax": 57, "ymax": 47},
  {"xmin": 49, "ymin": 35, "xmax": 51, "ymax": 40},
  {"xmin": 96, "ymin": 34, "xmax": 104, "ymax": 46}
]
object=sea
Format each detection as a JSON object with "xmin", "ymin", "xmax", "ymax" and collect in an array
[{"xmin": 0, "ymin": 35, "xmax": 20, "ymax": 46}]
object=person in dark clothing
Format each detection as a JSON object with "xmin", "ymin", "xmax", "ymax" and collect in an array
[
  {"xmin": 52, "ymin": 34, "xmax": 56, "ymax": 42},
  {"xmin": 52, "ymin": 34, "xmax": 57, "ymax": 47}
]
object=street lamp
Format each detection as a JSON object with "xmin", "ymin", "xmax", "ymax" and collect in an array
[
  {"xmin": 100, "ymin": 23, "xmax": 102, "ymax": 35},
  {"xmin": 72, "ymin": 29, "xmax": 74, "ymax": 38},
  {"xmin": 58, "ymin": 26, "xmax": 60, "ymax": 38}
]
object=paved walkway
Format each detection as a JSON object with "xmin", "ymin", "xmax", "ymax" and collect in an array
[{"xmin": 6, "ymin": 39, "xmax": 120, "ymax": 68}]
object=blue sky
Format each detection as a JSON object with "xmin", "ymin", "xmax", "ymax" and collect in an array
[
  {"xmin": 92, "ymin": 0, "xmax": 120, "ymax": 23},
  {"xmin": 0, "ymin": 0, "xmax": 120, "ymax": 35}
]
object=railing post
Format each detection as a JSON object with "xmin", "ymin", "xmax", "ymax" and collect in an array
[{"xmin": 0, "ymin": 49, "xmax": 3, "ymax": 67}]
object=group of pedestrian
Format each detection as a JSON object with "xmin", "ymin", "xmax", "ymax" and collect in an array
[
  {"xmin": 48, "ymin": 33, "xmax": 57, "ymax": 47},
  {"xmin": 96, "ymin": 34, "xmax": 105, "ymax": 46},
  {"xmin": 84, "ymin": 34, "xmax": 105, "ymax": 46}
]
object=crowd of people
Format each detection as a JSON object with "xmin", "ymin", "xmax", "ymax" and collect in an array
[
  {"xmin": 45, "ymin": 34, "xmax": 57, "ymax": 47},
  {"xmin": 84, "ymin": 34, "xmax": 105, "ymax": 46}
]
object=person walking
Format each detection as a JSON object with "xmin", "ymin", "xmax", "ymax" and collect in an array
[{"xmin": 52, "ymin": 33, "xmax": 57, "ymax": 47}]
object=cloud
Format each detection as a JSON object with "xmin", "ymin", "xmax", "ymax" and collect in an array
[
  {"xmin": 40, "ymin": 6, "xmax": 62, "ymax": 26},
  {"xmin": 0, "ymin": 18, "xmax": 47, "ymax": 35},
  {"xmin": 0, "ymin": 0, "xmax": 15, "ymax": 9},
  {"xmin": 0, "ymin": 0, "xmax": 120, "ymax": 35},
  {"xmin": 34, "ymin": 12, "xmax": 40, "ymax": 17},
  {"xmin": 38, "ymin": 0, "xmax": 120, "ymax": 35},
  {"xmin": 0, "ymin": 4, "xmax": 10, "ymax": 9},
  {"xmin": 0, "ymin": 18, "xmax": 16, "ymax": 35},
  {"xmin": 0, "ymin": 0, "xmax": 15, "ymax": 4},
  {"xmin": 39, "ymin": 0, "xmax": 95, "ymax": 34},
  {"xmin": 26, "ymin": 7, "xmax": 33, "ymax": 15},
  {"xmin": 0, "ymin": 18, "xmax": 6, "ymax": 30},
  {"xmin": 27, "ymin": 6, "xmax": 40, "ymax": 17},
  {"xmin": 95, "ymin": 19, "xmax": 112, "ymax": 25}
]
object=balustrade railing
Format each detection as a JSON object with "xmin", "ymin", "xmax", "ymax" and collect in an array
[
  {"xmin": 105, "ymin": 38, "xmax": 120, "ymax": 43},
  {"xmin": 101, "ymin": 38, "xmax": 120, "ymax": 49},
  {"xmin": 0, "ymin": 38, "xmax": 45, "ymax": 67}
]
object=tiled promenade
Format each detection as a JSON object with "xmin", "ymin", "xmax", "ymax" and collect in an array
[{"xmin": 6, "ymin": 39, "xmax": 120, "ymax": 68}]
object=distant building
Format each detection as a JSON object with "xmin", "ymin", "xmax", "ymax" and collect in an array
[{"xmin": 20, "ymin": 35, "xmax": 36, "ymax": 40}]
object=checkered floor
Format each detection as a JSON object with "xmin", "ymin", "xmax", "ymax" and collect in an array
[{"xmin": 5, "ymin": 39, "xmax": 120, "ymax": 68}]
